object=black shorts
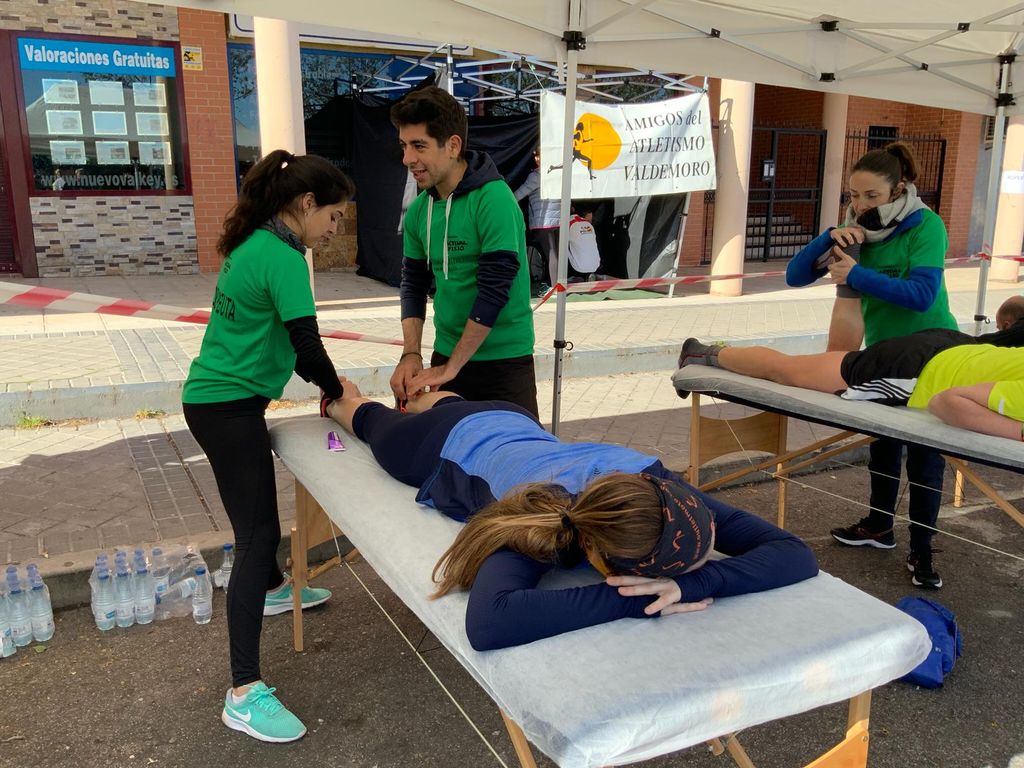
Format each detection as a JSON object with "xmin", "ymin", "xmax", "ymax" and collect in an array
[
  {"xmin": 429, "ymin": 351, "xmax": 539, "ymax": 418},
  {"xmin": 840, "ymin": 328, "xmax": 970, "ymax": 404}
]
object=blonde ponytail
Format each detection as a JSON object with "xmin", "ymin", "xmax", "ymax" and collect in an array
[
  {"xmin": 430, "ymin": 472, "xmax": 665, "ymax": 597},
  {"xmin": 431, "ymin": 484, "xmax": 573, "ymax": 597}
]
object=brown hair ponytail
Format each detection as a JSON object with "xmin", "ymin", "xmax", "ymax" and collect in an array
[
  {"xmin": 430, "ymin": 473, "xmax": 664, "ymax": 597},
  {"xmin": 431, "ymin": 484, "xmax": 574, "ymax": 597},
  {"xmin": 217, "ymin": 149, "xmax": 354, "ymax": 257},
  {"xmin": 851, "ymin": 141, "xmax": 919, "ymax": 191}
]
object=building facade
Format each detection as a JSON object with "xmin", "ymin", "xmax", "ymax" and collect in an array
[{"xmin": 0, "ymin": 0, "xmax": 988, "ymax": 279}]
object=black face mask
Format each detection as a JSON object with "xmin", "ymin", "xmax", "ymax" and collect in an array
[{"xmin": 856, "ymin": 206, "xmax": 885, "ymax": 231}]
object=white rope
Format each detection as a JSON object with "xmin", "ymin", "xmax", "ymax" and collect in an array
[
  {"xmin": 697, "ymin": 391, "xmax": 1024, "ymax": 564},
  {"xmin": 327, "ymin": 531, "xmax": 511, "ymax": 767}
]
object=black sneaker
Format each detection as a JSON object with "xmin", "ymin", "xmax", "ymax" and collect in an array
[
  {"xmin": 907, "ymin": 551, "xmax": 943, "ymax": 589},
  {"xmin": 678, "ymin": 338, "xmax": 715, "ymax": 369},
  {"xmin": 830, "ymin": 518, "xmax": 896, "ymax": 549},
  {"xmin": 676, "ymin": 338, "xmax": 719, "ymax": 400}
]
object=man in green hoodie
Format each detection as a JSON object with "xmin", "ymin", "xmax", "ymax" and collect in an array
[{"xmin": 389, "ymin": 87, "xmax": 538, "ymax": 417}]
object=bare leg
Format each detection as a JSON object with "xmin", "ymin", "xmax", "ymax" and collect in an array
[
  {"xmin": 827, "ymin": 297, "xmax": 865, "ymax": 352},
  {"xmin": 717, "ymin": 347, "xmax": 849, "ymax": 393},
  {"xmin": 327, "ymin": 384, "xmax": 464, "ymax": 433},
  {"xmin": 326, "ymin": 378, "xmax": 372, "ymax": 435},
  {"xmin": 404, "ymin": 390, "xmax": 463, "ymax": 414}
]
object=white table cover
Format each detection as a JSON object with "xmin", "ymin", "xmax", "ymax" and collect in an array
[{"xmin": 271, "ymin": 415, "xmax": 930, "ymax": 768}]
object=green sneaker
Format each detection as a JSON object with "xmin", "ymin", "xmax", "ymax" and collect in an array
[
  {"xmin": 264, "ymin": 579, "xmax": 331, "ymax": 616},
  {"xmin": 221, "ymin": 682, "xmax": 307, "ymax": 743}
]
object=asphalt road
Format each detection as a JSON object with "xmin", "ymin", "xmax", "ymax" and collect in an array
[{"xmin": 1, "ymin": 464, "xmax": 1022, "ymax": 768}]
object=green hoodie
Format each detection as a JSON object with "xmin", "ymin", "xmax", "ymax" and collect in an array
[{"xmin": 402, "ymin": 151, "xmax": 534, "ymax": 360}]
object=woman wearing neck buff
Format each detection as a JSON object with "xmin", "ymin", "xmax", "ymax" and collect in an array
[
  {"xmin": 785, "ymin": 142, "xmax": 957, "ymax": 590},
  {"xmin": 325, "ymin": 383, "xmax": 818, "ymax": 651}
]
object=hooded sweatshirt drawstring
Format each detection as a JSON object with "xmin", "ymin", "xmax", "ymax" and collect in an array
[{"xmin": 425, "ymin": 194, "xmax": 456, "ymax": 279}]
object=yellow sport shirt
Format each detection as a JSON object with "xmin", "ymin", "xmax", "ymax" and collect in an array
[{"xmin": 907, "ymin": 344, "xmax": 1024, "ymax": 420}]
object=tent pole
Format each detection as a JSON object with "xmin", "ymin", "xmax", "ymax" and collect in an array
[
  {"xmin": 551, "ymin": 1, "xmax": 583, "ymax": 436},
  {"xmin": 973, "ymin": 56, "xmax": 1013, "ymax": 336},
  {"xmin": 667, "ymin": 193, "xmax": 692, "ymax": 299}
]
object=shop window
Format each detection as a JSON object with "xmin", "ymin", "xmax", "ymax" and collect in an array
[{"xmin": 18, "ymin": 35, "xmax": 188, "ymax": 193}]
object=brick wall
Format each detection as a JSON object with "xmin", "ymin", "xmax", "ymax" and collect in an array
[
  {"xmin": 0, "ymin": 0, "xmax": 176, "ymax": 38},
  {"xmin": 178, "ymin": 8, "xmax": 236, "ymax": 272},
  {"xmin": 753, "ymin": 85, "xmax": 823, "ymax": 129},
  {"xmin": 31, "ymin": 196, "xmax": 197, "ymax": 276}
]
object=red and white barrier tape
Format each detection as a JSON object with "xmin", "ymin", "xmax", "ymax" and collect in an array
[
  {"xmin": 531, "ymin": 253, "xmax": 1011, "ymax": 310},
  {"xmin": 0, "ymin": 281, "xmax": 405, "ymax": 347}
]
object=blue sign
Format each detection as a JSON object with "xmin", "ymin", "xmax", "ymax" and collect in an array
[{"xmin": 19, "ymin": 37, "xmax": 176, "ymax": 77}]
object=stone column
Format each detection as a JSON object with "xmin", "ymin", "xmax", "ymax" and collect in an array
[
  {"xmin": 989, "ymin": 115, "xmax": 1024, "ymax": 283},
  {"xmin": 819, "ymin": 93, "xmax": 849, "ymax": 232},
  {"xmin": 710, "ymin": 79, "xmax": 755, "ymax": 297},
  {"xmin": 253, "ymin": 18, "xmax": 313, "ymax": 287}
]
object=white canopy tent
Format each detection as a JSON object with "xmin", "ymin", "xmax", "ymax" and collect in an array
[{"xmin": 147, "ymin": 0, "xmax": 1023, "ymax": 430}]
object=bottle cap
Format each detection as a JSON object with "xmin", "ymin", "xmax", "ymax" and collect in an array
[{"xmin": 195, "ymin": 567, "xmax": 207, "ymax": 575}]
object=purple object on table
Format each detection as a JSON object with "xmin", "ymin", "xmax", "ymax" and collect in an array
[{"xmin": 327, "ymin": 431, "xmax": 346, "ymax": 452}]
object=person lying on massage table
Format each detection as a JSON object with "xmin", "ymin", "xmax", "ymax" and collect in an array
[
  {"xmin": 321, "ymin": 381, "xmax": 818, "ymax": 650},
  {"xmin": 677, "ymin": 320, "xmax": 1024, "ymax": 439}
]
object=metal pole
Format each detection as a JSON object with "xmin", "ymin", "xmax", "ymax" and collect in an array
[
  {"xmin": 551, "ymin": 1, "xmax": 582, "ymax": 436},
  {"xmin": 973, "ymin": 57, "xmax": 1012, "ymax": 335},
  {"xmin": 667, "ymin": 193, "xmax": 692, "ymax": 299},
  {"xmin": 446, "ymin": 45, "xmax": 455, "ymax": 93}
]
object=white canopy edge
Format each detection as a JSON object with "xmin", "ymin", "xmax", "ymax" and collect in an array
[{"xmin": 152, "ymin": 0, "xmax": 1022, "ymax": 115}]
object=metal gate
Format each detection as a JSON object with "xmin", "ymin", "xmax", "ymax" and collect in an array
[
  {"xmin": 841, "ymin": 133, "xmax": 946, "ymax": 214},
  {"xmin": 702, "ymin": 127, "xmax": 826, "ymax": 263}
]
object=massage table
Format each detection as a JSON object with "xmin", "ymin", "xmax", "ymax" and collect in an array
[
  {"xmin": 270, "ymin": 415, "xmax": 929, "ymax": 768},
  {"xmin": 672, "ymin": 366, "xmax": 1024, "ymax": 530}
]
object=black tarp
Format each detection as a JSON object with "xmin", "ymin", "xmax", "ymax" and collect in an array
[{"xmin": 303, "ymin": 93, "xmax": 685, "ymax": 285}]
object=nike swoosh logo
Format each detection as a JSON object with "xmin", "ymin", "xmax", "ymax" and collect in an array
[{"xmin": 232, "ymin": 708, "xmax": 252, "ymax": 723}]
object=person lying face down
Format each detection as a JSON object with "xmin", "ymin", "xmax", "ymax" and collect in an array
[
  {"xmin": 678, "ymin": 296, "xmax": 1024, "ymax": 441},
  {"xmin": 324, "ymin": 383, "xmax": 818, "ymax": 651}
]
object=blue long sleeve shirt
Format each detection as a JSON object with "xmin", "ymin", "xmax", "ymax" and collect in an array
[{"xmin": 785, "ymin": 213, "xmax": 943, "ymax": 313}]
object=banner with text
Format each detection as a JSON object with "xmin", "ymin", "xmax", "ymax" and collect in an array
[{"xmin": 540, "ymin": 91, "xmax": 715, "ymax": 200}]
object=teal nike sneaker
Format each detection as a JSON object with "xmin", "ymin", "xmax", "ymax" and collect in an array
[
  {"xmin": 264, "ymin": 579, "xmax": 331, "ymax": 616},
  {"xmin": 221, "ymin": 682, "xmax": 306, "ymax": 743}
]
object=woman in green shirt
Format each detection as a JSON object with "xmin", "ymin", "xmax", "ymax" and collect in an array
[
  {"xmin": 783, "ymin": 142, "xmax": 956, "ymax": 590},
  {"xmin": 182, "ymin": 150, "xmax": 353, "ymax": 743}
]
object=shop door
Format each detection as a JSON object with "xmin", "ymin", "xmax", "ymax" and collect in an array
[{"xmin": 0, "ymin": 137, "xmax": 15, "ymax": 272}]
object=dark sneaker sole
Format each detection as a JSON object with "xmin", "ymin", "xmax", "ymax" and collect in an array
[
  {"xmin": 911, "ymin": 575, "xmax": 943, "ymax": 589},
  {"xmin": 830, "ymin": 532, "xmax": 896, "ymax": 549}
]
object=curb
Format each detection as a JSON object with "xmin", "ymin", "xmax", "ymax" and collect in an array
[{"xmin": 0, "ymin": 332, "xmax": 830, "ymax": 426}]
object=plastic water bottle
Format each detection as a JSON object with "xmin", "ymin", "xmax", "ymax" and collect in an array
[
  {"xmin": 5, "ymin": 569, "xmax": 32, "ymax": 647},
  {"xmin": 92, "ymin": 567, "xmax": 115, "ymax": 631},
  {"xmin": 150, "ymin": 548, "xmax": 171, "ymax": 619},
  {"xmin": 25, "ymin": 564, "xmax": 54, "ymax": 642},
  {"xmin": 0, "ymin": 591, "xmax": 16, "ymax": 658},
  {"xmin": 133, "ymin": 554, "xmax": 155, "ymax": 625},
  {"xmin": 192, "ymin": 567, "xmax": 213, "ymax": 625},
  {"xmin": 214, "ymin": 543, "xmax": 234, "ymax": 590},
  {"xmin": 114, "ymin": 563, "xmax": 135, "ymax": 628}
]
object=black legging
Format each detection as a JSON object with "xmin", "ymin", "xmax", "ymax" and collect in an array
[{"xmin": 183, "ymin": 396, "xmax": 283, "ymax": 688}]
